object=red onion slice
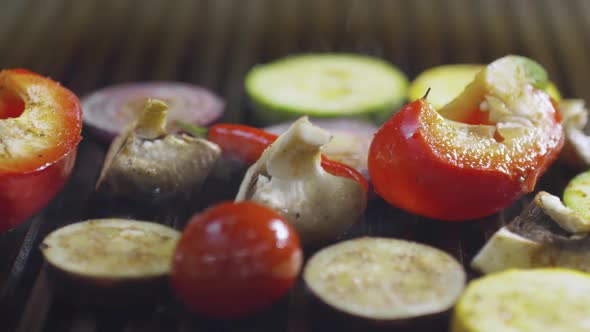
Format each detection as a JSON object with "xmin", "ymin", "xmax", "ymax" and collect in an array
[{"xmin": 82, "ymin": 82, "xmax": 224, "ymax": 142}]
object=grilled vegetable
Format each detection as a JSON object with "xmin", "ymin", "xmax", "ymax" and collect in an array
[
  {"xmin": 246, "ymin": 54, "xmax": 408, "ymax": 124},
  {"xmin": 96, "ymin": 99, "xmax": 221, "ymax": 200},
  {"xmin": 265, "ymin": 119, "xmax": 376, "ymax": 176},
  {"xmin": 564, "ymin": 169, "xmax": 590, "ymax": 221},
  {"xmin": 408, "ymin": 64, "xmax": 562, "ymax": 109},
  {"xmin": 82, "ymin": 82, "xmax": 224, "ymax": 142},
  {"xmin": 236, "ymin": 117, "xmax": 367, "ymax": 246},
  {"xmin": 171, "ymin": 201, "xmax": 302, "ymax": 319},
  {"xmin": 304, "ymin": 237, "xmax": 465, "ymax": 323},
  {"xmin": 452, "ymin": 269, "xmax": 590, "ymax": 332},
  {"xmin": 558, "ymin": 99, "xmax": 590, "ymax": 169},
  {"xmin": 204, "ymin": 122, "xmax": 368, "ymax": 191},
  {"xmin": 471, "ymin": 191, "xmax": 590, "ymax": 274},
  {"xmin": 0, "ymin": 69, "xmax": 82, "ymax": 232},
  {"xmin": 369, "ymin": 55, "xmax": 564, "ymax": 220},
  {"xmin": 41, "ymin": 219, "xmax": 180, "ymax": 305},
  {"xmin": 408, "ymin": 64, "xmax": 483, "ymax": 109}
]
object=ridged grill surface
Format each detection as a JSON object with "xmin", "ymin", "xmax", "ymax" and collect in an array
[{"xmin": 0, "ymin": 0, "xmax": 589, "ymax": 331}]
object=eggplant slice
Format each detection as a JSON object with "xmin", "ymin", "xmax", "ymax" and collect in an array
[
  {"xmin": 41, "ymin": 219, "xmax": 180, "ymax": 306},
  {"xmin": 303, "ymin": 237, "xmax": 465, "ymax": 322},
  {"xmin": 472, "ymin": 191, "xmax": 590, "ymax": 274},
  {"xmin": 96, "ymin": 99, "xmax": 221, "ymax": 200}
]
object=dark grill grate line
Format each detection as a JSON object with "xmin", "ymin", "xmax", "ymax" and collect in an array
[
  {"xmin": 192, "ymin": 0, "xmax": 234, "ymax": 91},
  {"xmin": 406, "ymin": 0, "xmax": 445, "ymax": 76},
  {"xmin": 0, "ymin": 215, "xmax": 44, "ymax": 331},
  {"xmin": 376, "ymin": 0, "xmax": 410, "ymax": 73},
  {"xmin": 14, "ymin": 270, "xmax": 51, "ymax": 332},
  {"xmin": 572, "ymin": 0, "xmax": 590, "ymax": 80},
  {"xmin": 265, "ymin": 0, "xmax": 303, "ymax": 59},
  {"xmin": 39, "ymin": 0, "xmax": 99, "ymax": 80},
  {"xmin": 17, "ymin": 0, "xmax": 73, "ymax": 76},
  {"xmin": 66, "ymin": 0, "xmax": 137, "ymax": 95},
  {"xmin": 443, "ymin": 0, "xmax": 482, "ymax": 63},
  {"xmin": 150, "ymin": 0, "xmax": 198, "ymax": 81},
  {"xmin": 109, "ymin": 0, "xmax": 170, "ymax": 83},
  {"xmin": 539, "ymin": 0, "xmax": 590, "ymax": 99},
  {"xmin": 218, "ymin": 0, "xmax": 268, "ymax": 124},
  {"xmin": 0, "ymin": 0, "xmax": 59, "ymax": 71},
  {"xmin": 477, "ymin": 0, "xmax": 516, "ymax": 61},
  {"xmin": 0, "ymin": 0, "xmax": 36, "ymax": 63},
  {"xmin": 346, "ymin": 0, "xmax": 382, "ymax": 56},
  {"xmin": 559, "ymin": 0, "xmax": 590, "ymax": 102},
  {"xmin": 306, "ymin": 0, "xmax": 338, "ymax": 54},
  {"xmin": 510, "ymin": 0, "xmax": 562, "ymax": 86}
]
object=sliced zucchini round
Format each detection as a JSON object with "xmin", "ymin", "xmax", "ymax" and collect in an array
[
  {"xmin": 452, "ymin": 269, "xmax": 590, "ymax": 332},
  {"xmin": 41, "ymin": 219, "xmax": 180, "ymax": 305},
  {"xmin": 563, "ymin": 170, "xmax": 590, "ymax": 221},
  {"xmin": 409, "ymin": 64, "xmax": 562, "ymax": 110},
  {"xmin": 246, "ymin": 54, "xmax": 409, "ymax": 124},
  {"xmin": 303, "ymin": 237, "xmax": 465, "ymax": 322}
]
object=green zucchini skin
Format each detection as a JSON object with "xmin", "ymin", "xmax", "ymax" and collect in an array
[{"xmin": 246, "ymin": 54, "xmax": 409, "ymax": 125}]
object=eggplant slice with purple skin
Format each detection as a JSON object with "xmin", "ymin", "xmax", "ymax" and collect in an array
[
  {"xmin": 303, "ymin": 237, "xmax": 465, "ymax": 324},
  {"xmin": 96, "ymin": 99, "xmax": 221, "ymax": 201},
  {"xmin": 40, "ymin": 219, "xmax": 180, "ymax": 307},
  {"xmin": 472, "ymin": 191, "xmax": 590, "ymax": 274}
]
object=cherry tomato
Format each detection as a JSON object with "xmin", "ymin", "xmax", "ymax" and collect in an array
[{"xmin": 171, "ymin": 201, "xmax": 303, "ymax": 318}]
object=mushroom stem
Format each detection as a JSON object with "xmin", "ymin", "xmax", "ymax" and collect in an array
[
  {"xmin": 135, "ymin": 99, "xmax": 169, "ymax": 139},
  {"xmin": 265, "ymin": 117, "xmax": 330, "ymax": 179}
]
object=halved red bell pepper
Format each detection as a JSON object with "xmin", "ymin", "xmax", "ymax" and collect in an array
[
  {"xmin": 0, "ymin": 69, "xmax": 82, "ymax": 232},
  {"xmin": 368, "ymin": 56, "xmax": 564, "ymax": 220}
]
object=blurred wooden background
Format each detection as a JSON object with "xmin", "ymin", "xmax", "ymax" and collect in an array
[{"xmin": 0, "ymin": 0, "xmax": 589, "ymax": 331}]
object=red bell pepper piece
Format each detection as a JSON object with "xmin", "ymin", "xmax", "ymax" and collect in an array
[
  {"xmin": 368, "ymin": 56, "xmax": 564, "ymax": 221},
  {"xmin": 207, "ymin": 123, "xmax": 368, "ymax": 192},
  {"xmin": 0, "ymin": 69, "xmax": 82, "ymax": 231}
]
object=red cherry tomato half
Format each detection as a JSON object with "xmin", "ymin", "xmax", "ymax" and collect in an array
[{"xmin": 171, "ymin": 201, "xmax": 303, "ymax": 319}]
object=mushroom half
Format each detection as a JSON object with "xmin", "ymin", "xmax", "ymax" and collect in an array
[
  {"xmin": 96, "ymin": 99, "xmax": 221, "ymax": 200},
  {"xmin": 236, "ymin": 117, "xmax": 367, "ymax": 247},
  {"xmin": 472, "ymin": 191, "xmax": 590, "ymax": 274}
]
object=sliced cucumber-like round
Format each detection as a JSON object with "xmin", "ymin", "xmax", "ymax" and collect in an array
[
  {"xmin": 452, "ymin": 269, "xmax": 590, "ymax": 332},
  {"xmin": 409, "ymin": 64, "xmax": 562, "ymax": 110},
  {"xmin": 303, "ymin": 237, "xmax": 465, "ymax": 322},
  {"xmin": 246, "ymin": 54, "xmax": 408, "ymax": 124},
  {"xmin": 41, "ymin": 219, "xmax": 180, "ymax": 306},
  {"xmin": 563, "ymin": 170, "xmax": 590, "ymax": 221}
]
